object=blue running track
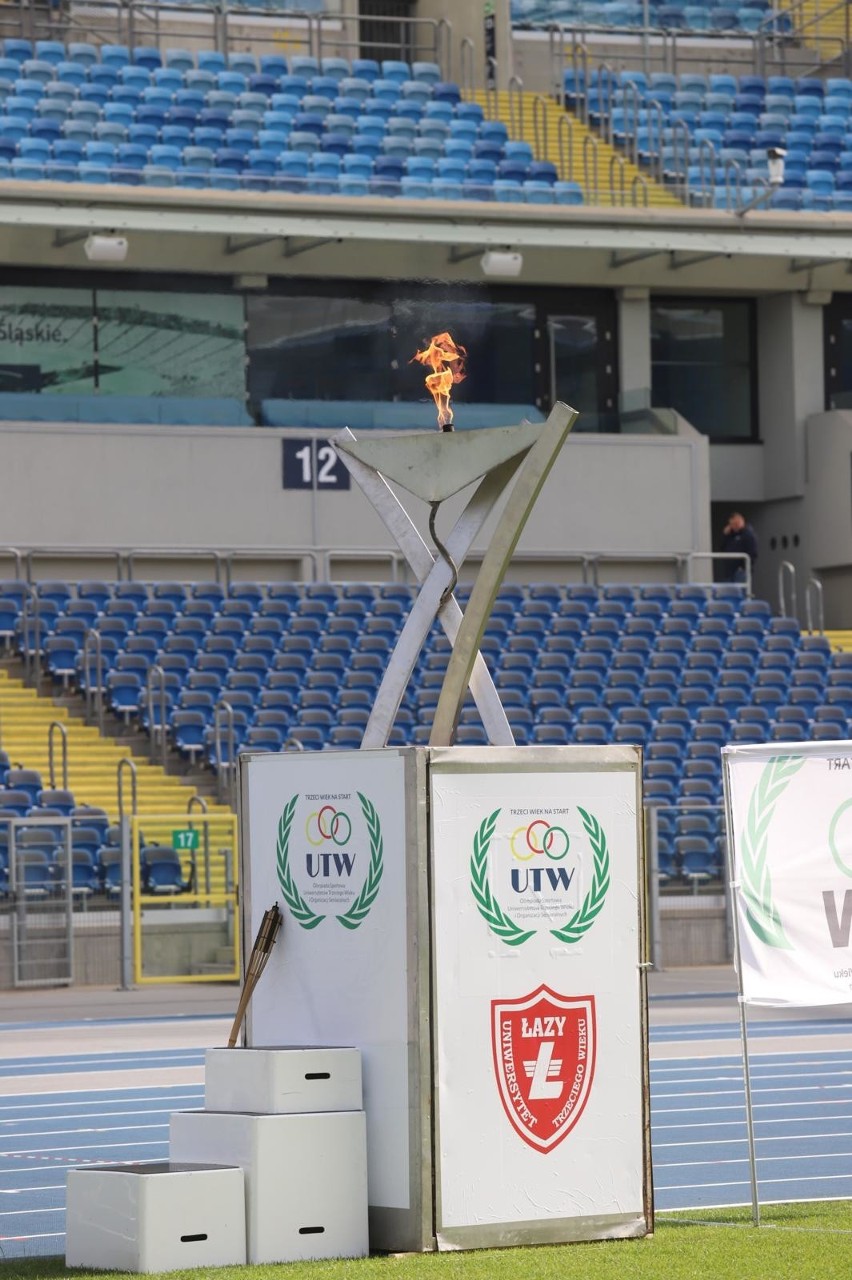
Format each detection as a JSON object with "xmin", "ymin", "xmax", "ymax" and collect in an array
[{"xmin": 0, "ymin": 1027, "xmax": 851, "ymax": 1256}]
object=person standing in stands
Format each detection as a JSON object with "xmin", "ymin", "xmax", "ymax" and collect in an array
[{"xmin": 720, "ymin": 511, "xmax": 758, "ymax": 583}]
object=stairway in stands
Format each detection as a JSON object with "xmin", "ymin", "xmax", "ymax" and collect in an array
[
  {"xmin": 779, "ymin": 0, "xmax": 849, "ymax": 62},
  {"xmin": 0, "ymin": 663, "xmax": 235, "ymax": 886},
  {"xmin": 466, "ymin": 89, "xmax": 682, "ymax": 207},
  {"xmin": 824, "ymin": 630, "xmax": 852, "ymax": 653}
]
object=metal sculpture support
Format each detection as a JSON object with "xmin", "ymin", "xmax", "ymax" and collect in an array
[{"xmin": 332, "ymin": 402, "xmax": 577, "ymax": 749}]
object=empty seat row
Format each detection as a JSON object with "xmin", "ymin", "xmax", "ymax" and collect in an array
[{"xmin": 516, "ymin": 0, "xmax": 781, "ymax": 30}]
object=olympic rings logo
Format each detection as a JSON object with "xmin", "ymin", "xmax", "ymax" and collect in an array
[
  {"xmin": 510, "ymin": 820, "xmax": 570, "ymax": 862},
  {"xmin": 306, "ymin": 806, "xmax": 352, "ymax": 846}
]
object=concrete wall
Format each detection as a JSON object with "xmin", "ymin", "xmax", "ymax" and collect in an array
[
  {"xmin": 660, "ymin": 901, "xmax": 729, "ymax": 967},
  {"xmin": 0, "ymin": 419, "xmax": 712, "ymax": 582},
  {"xmin": 757, "ymin": 294, "xmax": 826, "ymax": 503},
  {"xmin": 617, "ymin": 287, "xmax": 651, "ymax": 411},
  {"xmin": 0, "ymin": 916, "xmax": 237, "ymax": 989},
  {"xmin": 801, "ymin": 411, "xmax": 852, "ymax": 627}
]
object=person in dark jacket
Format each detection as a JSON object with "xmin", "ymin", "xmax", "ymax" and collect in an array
[{"xmin": 720, "ymin": 511, "xmax": 758, "ymax": 583}]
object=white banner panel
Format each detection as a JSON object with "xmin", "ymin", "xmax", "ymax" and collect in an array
[
  {"xmin": 240, "ymin": 749, "xmax": 428, "ymax": 1246},
  {"xmin": 429, "ymin": 746, "xmax": 649, "ymax": 1248},
  {"xmin": 724, "ymin": 741, "xmax": 852, "ymax": 1007}
]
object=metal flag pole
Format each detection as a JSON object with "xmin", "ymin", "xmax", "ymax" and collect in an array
[{"xmin": 722, "ymin": 748, "xmax": 761, "ymax": 1226}]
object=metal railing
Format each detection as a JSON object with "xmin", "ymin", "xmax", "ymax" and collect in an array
[
  {"xmin": 805, "ymin": 575, "xmax": 825, "ymax": 636},
  {"xmin": 582, "ymin": 132, "xmax": 600, "ymax": 203},
  {"xmin": 313, "ymin": 11, "xmax": 451, "ymax": 81},
  {"xmin": 692, "ymin": 139, "xmax": 717, "ymax": 209},
  {"xmin": 48, "ymin": 720, "xmax": 68, "ymax": 791},
  {"xmin": 213, "ymin": 700, "xmax": 236, "ymax": 807},
  {"xmin": 0, "ymin": 548, "xmax": 23, "ymax": 579},
  {"xmin": 146, "ymin": 664, "xmax": 168, "ymax": 768},
  {"xmin": 117, "ymin": 756, "xmax": 138, "ymax": 822},
  {"xmin": 760, "ymin": 0, "xmax": 852, "ymax": 76},
  {"xmin": 19, "ymin": 587, "xmax": 42, "ymax": 691},
  {"xmin": 6, "ymin": 815, "xmax": 74, "ymax": 988},
  {"xmin": 187, "ymin": 794, "xmax": 210, "ymax": 895},
  {"xmin": 82, "ymin": 629, "xmax": 105, "ymax": 733},
  {"xmin": 0, "ymin": 0, "xmax": 315, "ymax": 60},
  {"xmin": 548, "ymin": 20, "xmax": 846, "ymax": 202},
  {"xmin": 686, "ymin": 551, "xmax": 752, "ymax": 596},
  {"xmin": 484, "ymin": 60, "xmax": 524, "ymax": 134},
  {"xmin": 0, "ymin": 0, "xmax": 452, "ymax": 76},
  {"xmin": 1, "ymin": 546, "xmax": 759, "ymax": 592},
  {"xmin": 550, "ymin": 18, "xmax": 808, "ymax": 88},
  {"xmin": 533, "ymin": 93, "xmax": 551, "ymax": 165},
  {"xmin": 556, "ymin": 110, "xmax": 575, "ymax": 183},
  {"xmin": 645, "ymin": 803, "xmax": 732, "ymax": 970},
  {"xmin": 123, "ymin": 548, "xmax": 230, "ymax": 586},
  {"xmin": 778, "ymin": 559, "xmax": 798, "ymax": 621},
  {"xmin": 459, "ymin": 35, "xmax": 475, "ymax": 96},
  {"xmin": 2, "ymin": 545, "xmax": 321, "ymax": 587}
]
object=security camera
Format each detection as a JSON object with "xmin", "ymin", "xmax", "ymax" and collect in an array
[
  {"xmin": 480, "ymin": 250, "xmax": 523, "ymax": 278},
  {"xmin": 767, "ymin": 147, "xmax": 786, "ymax": 187},
  {"xmin": 84, "ymin": 234, "xmax": 128, "ymax": 263}
]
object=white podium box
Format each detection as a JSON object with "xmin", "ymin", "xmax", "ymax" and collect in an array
[
  {"xmin": 239, "ymin": 745, "xmax": 651, "ymax": 1252},
  {"xmin": 170, "ymin": 1109, "xmax": 369, "ymax": 1264},
  {"xmin": 205, "ymin": 1046, "xmax": 362, "ymax": 1115},
  {"xmin": 65, "ymin": 1162, "xmax": 246, "ymax": 1274}
]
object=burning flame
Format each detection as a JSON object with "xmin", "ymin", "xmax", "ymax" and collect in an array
[{"xmin": 411, "ymin": 331, "xmax": 467, "ymax": 430}]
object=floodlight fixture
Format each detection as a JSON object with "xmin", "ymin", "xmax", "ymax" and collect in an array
[
  {"xmin": 84, "ymin": 234, "xmax": 129, "ymax": 263},
  {"xmin": 480, "ymin": 250, "xmax": 523, "ymax": 278}
]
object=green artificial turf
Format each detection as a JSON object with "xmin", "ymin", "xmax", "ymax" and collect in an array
[{"xmin": 3, "ymin": 1202, "xmax": 852, "ymax": 1280}]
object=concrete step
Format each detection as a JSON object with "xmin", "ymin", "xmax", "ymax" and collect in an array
[
  {"xmin": 824, "ymin": 631, "xmax": 852, "ymax": 652},
  {"xmin": 465, "ymin": 88, "xmax": 681, "ymax": 207},
  {"xmin": 191, "ymin": 962, "xmax": 240, "ymax": 977}
]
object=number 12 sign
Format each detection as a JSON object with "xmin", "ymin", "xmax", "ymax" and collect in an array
[{"xmin": 282, "ymin": 438, "xmax": 351, "ymax": 491}]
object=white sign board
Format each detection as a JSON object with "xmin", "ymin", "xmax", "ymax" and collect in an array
[
  {"xmin": 429, "ymin": 746, "xmax": 650, "ymax": 1248},
  {"xmin": 239, "ymin": 749, "xmax": 430, "ymax": 1250},
  {"xmin": 724, "ymin": 741, "xmax": 852, "ymax": 1007}
]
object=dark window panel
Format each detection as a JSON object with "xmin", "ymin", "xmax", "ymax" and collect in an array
[{"xmin": 651, "ymin": 298, "xmax": 756, "ymax": 440}]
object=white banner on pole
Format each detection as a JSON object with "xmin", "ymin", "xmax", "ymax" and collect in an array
[
  {"xmin": 429, "ymin": 747, "xmax": 649, "ymax": 1247},
  {"xmin": 724, "ymin": 740, "xmax": 852, "ymax": 1007}
]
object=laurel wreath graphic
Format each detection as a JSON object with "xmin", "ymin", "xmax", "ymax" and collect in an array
[
  {"xmin": 740, "ymin": 754, "xmax": 804, "ymax": 949},
  {"xmin": 276, "ymin": 792, "xmax": 384, "ymax": 932},
  {"xmin": 471, "ymin": 809, "xmax": 536, "ymax": 946},
  {"xmin": 276, "ymin": 794, "xmax": 325, "ymax": 930},
  {"xmin": 470, "ymin": 806, "xmax": 611, "ymax": 947},
  {"xmin": 550, "ymin": 806, "xmax": 611, "ymax": 945},
  {"xmin": 336, "ymin": 792, "xmax": 384, "ymax": 930}
]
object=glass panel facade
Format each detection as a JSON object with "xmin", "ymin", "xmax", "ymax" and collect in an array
[
  {"xmin": 392, "ymin": 297, "xmax": 537, "ymax": 409},
  {"xmin": 651, "ymin": 299, "xmax": 756, "ymax": 439},
  {"xmin": 247, "ymin": 285, "xmax": 616, "ymax": 425},
  {"xmin": 247, "ymin": 294, "xmax": 393, "ymax": 402},
  {"xmin": 550, "ymin": 310, "xmax": 616, "ymax": 432},
  {"xmin": 247, "ymin": 293, "xmax": 538, "ymax": 410},
  {"xmin": 96, "ymin": 291, "xmax": 245, "ymax": 397},
  {"xmin": 0, "ymin": 286, "xmax": 95, "ymax": 393},
  {"xmin": 0, "ymin": 273, "xmax": 621, "ymax": 431}
]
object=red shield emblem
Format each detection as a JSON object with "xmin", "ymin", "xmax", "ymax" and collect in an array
[{"xmin": 491, "ymin": 985, "xmax": 596, "ymax": 1153}]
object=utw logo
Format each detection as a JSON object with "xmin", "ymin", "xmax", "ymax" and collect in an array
[
  {"xmin": 306, "ymin": 852, "xmax": 356, "ymax": 878},
  {"xmin": 305, "ymin": 805, "xmax": 355, "ymax": 878},
  {"xmin": 491, "ymin": 986, "xmax": 596, "ymax": 1153},
  {"xmin": 509, "ymin": 820, "xmax": 575, "ymax": 895},
  {"xmin": 511, "ymin": 866, "xmax": 575, "ymax": 894}
]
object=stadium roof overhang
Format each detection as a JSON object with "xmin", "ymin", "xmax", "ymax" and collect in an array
[{"xmin": 11, "ymin": 182, "xmax": 852, "ymax": 293}]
